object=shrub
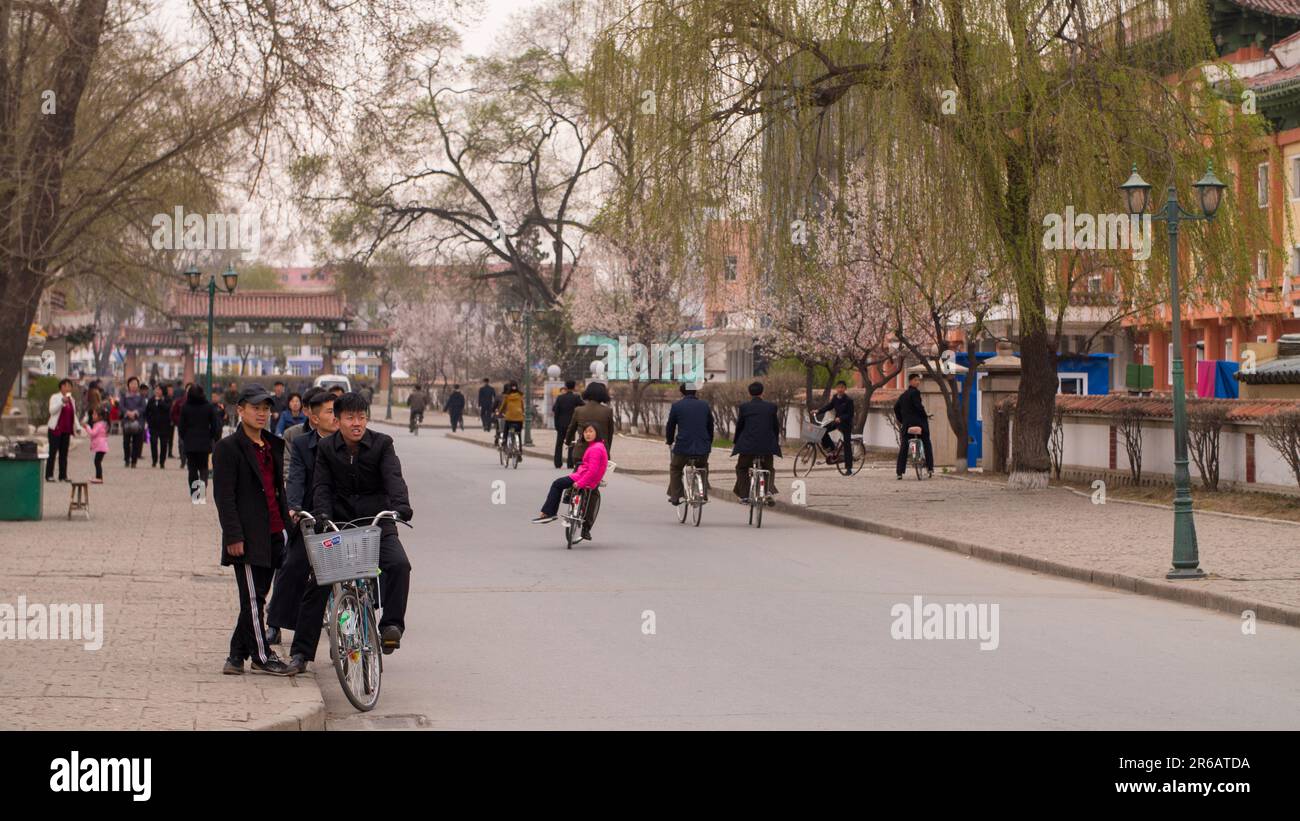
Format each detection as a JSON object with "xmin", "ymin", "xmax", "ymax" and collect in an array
[
  {"xmin": 1260, "ymin": 408, "xmax": 1300, "ymax": 490},
  {"xmin": 1187, "ymin": 400, "xmax": 1232, "ymax": 491},
  {"xmin": 1116, "ymin": 403, "xmax": 1146, "ymax": 485}
]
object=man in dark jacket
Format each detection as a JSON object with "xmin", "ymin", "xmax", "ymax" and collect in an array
[
  {"xmin": 815, "ymin": 379, "xmax": 856, "ymax": 474},
  {"xmin": 665, "ymin": 382, "xmax": 714, "ymax": 504},
  {"xmin": 212, "ymin": 384, "xmax": 292, "ymax": 676},
  {"xmin": 408, "ymin": 384, "xmax": 428, "ymax": 434},
  {"xmin": 894, "ymin": 373, "xmax": 933, "ymax": 479},
  {"xmin": 145, "ymin": 384, "xmax": 172, "ymax": 468},
  {"xmin": 443, "ymin": 384, "xmax": 466, "ymax": 432},
  {"xmin": 551, "ymin": 380, "xmax": 582, "ymax": 468},
  {"xmin": 266, "ymin": 388, "xmax": 335, "ymax": 644},
  {"xmin": 477, "ymin": 378, "xmax": 496, "ymax": 431},
  {"xmin": 286, "ymin": 391, "xmax": 414, "ymax": 673},
  {"xmin": 178, "ymin": 384, "xmax": 222, "ymax": 498},
  {"xmin": 732, "ymin": 381, "xmax": 782, "ymax": 502}
]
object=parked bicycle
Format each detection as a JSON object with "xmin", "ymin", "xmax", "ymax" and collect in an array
[
  {"xmin": 793, "ymin": 412, "xmax": 866, "ymax": 477},
  {"xmin": 298, "ymin": 510, "xmax": 411, "ymax": 712},
  {"xmin": 676, "ymin": 457, "xmax": 707, "ymax": 527},
  {"xmin": 744, "ymin": 465, "xmax": 772, "ymax": 528}
]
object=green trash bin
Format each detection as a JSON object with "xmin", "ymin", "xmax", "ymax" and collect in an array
[{"xmin": 0, "ymin": 447, "xmax": 44, "ymax": 521}]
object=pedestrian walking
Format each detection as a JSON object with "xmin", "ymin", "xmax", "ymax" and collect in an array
[
  {"xmin": 212, "ymin": 384, "xmax": 292, "ymax": 676},
  {"xmin": 88, "ymin": 408, "xmax": 109, "ymax": 483},
  {"xmin": 477, "ymin": 378, "xmax": 496, "ymax": 431},
  {"xmin": 179, "ymin": 384, "xmax": 222, "ymax": 497},
  {"xmin": 163, "ymin": 383, "xmax": 178, "ymax": 460},
  {"xmin": 731, "ymin": 381, "xmax": 782, "ymax": 502},
  {"xmin": 666, "ymin": 381, "xmax": 713, "ymax": 504},
  {"xmin": 551, "ymin": 380, "xmax": 583, "ymax": 468},
  {"xmin": 45, "ymin": 377, "xmax": 85, "ymax": 482},
  {"xmin": 120, "ymin": 376, "xmax": 147, "ymax": 468},
  {"xmin": 443, "ymin": 384, "xmax": 465, "ymax": 432},
  {"xmin": 170, "ymin": 383, "xmax": 188, "ymax": 469},
  {"xmin": 146, "ymin": 383, "xmax": 172, "ymax": 468}
]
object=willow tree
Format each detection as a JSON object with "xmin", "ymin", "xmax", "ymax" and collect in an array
[{"xmin": 589, "ymin": 0, "xmax": 1272, "ymax": 489}]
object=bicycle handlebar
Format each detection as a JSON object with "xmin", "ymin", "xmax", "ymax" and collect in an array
[{"xmin": 296, "ymin": 509, "xmax": 412, "ymax": 532}]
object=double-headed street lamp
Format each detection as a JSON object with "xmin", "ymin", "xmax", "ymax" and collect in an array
[
  {"xmin": 185, "ymin": 263, "xmax": 239, "ymax": 398},
  {"xmin": 1119, "ymin": 162, "xmax": 1225, "ymax": 580}
]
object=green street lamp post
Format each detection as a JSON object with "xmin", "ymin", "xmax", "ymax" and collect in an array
[
  {"xmin": 1120, "ymin": 162, "xmax": 1225, "ymax": 580},
  {"xmin": 185, "ymin": 263, "xmax": 238, "ymax": 399}
]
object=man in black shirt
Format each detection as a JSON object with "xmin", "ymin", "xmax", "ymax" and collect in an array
[
  {"xmin": 894, "ymin": 373, "xmax": 933, "ymax": 479},
  {"xmin": 551, "ymin": 380, "xmax": 583, "ymax": 468},
  {"xmin": 477, "ymin": 378, "xmax": 496, "ymax": 431},
  {"xmin": 815, "ymin": 379, "xmax": 855, "ymax": 474}
]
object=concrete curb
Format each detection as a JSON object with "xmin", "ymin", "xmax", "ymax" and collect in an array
[
  {"xmin": 442, "ymin": 431, "xmax": 1300, "ymax": 629},
  {"xmin": 249, "ymin": 688, "xmax": 327, "ymax": 731},
  {"xmin": 445, "ymin": 431, "xmax": 669, "ymax": 474}
]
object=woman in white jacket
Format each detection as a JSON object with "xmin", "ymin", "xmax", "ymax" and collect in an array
[{"xmin": 46, "ymin": 378, "xmax": 85, "ymax": 482}]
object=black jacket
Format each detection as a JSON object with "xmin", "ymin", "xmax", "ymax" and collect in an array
[
  {"xmin": 145, "ymin": 397, "xmax": 172, "ymax": 430},
  {"xmin": 477, "ymin": 385, "xmax": 496, "ymax": 412},
  {"xmin": 817, "ymin": 392, "xmax": 855, "ymax": 428},
  {"xmin": 552, "ymin": 391, "xmax": 583, "ymax": 431},
  {"xmin": 212, "ymin": 430, "xmax": 289, "ymax": 568},
  {"xmin": 178, "ymin": 396, "xmax": 222, "ymax": 454},
  {"xmin": 666, "ymin": 395, "xmax": 714, "ymax": 456},
  {"xmin": 311, "ymin": 428, "xmax": 413, "ymax": 537},
  {"xmin": 285, "ymin": 429, "xmax": 322, "ymax": 512},
  {"xmin": 732, "ymin": 398, "xmax": 782, "ymax": 457},
  {"xmin": 409, "ymin": 390, "xmax": 429, "ymax": 413},
  {"xmin": 442, "ymin": 391, "xmax": 464, "ymax": 414},
  {"xmin": 893, "ymin": 386, "xmax": 929, "ymax": 431}
]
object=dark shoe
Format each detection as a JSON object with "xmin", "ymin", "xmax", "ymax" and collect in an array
[
  {"xmin": 765, "ymin": 497, "xmax": 776, "ymax": 507},
  {"xmin": 266, "ymin": 626, "xmax": 282, "ymax": 645},
  {"xmin": 926, "ymin": 471, "xmax": 934, "ymax": 479},
  {"xmin": 738, "ymin": 497, "xmax": 750, "ymax": 505},
  {"xmin": 222, "ymin": 657, "xmax": 244, "ymax": 675},
  {"xmin": 250, "ymin": 656, "xmax": 293, "ymax": 676},
  {"xmin": 45, "ymin": 477, "xmax": 55, "ymax": 483},
  {"xmin": 896, "ymin": 474, "xmax": 903, "ymax": 480},
  {"xmin": 381, "ymin": 625, "xmax": 402, "ymax": 655},
  {"xmin": 669, "ymin": 497, "xmax": 681, "ymax": 506},
  {"xmin": 581, "ymin": 530, "xmax": 593, "ymax": 542},
  {"xmin": 532, "ymin": 515, "xmax": 557, "ymax": 524},
  {"xmin": 284, "ymin": 654, "xmax": 309, "ymax": 675}
]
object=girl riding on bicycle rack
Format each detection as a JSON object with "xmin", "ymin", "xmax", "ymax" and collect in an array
[{"xmin": 532, "ymin": 423, "xmax": 608, "ymax": 540}]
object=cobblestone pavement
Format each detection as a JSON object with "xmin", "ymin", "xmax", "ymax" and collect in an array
[
  {"xmin": 448, "ymin": 427, "xmax": 1300, "ymax": 619},
  {"xmin": 0, "ymin": 439, "xmax": 324, "ymax": 730}
]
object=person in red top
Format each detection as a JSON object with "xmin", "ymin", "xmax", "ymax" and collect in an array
[
  {"xmin": 45, "ymin": 378, "xmax": 85, "ymax": 482},
  {"xmin": 212, "ymin": 384, "xmax": 292, "ymax": 676}
]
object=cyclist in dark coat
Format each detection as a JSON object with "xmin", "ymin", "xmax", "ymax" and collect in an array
[
  {"xmin": 665, "ymin": 382, "xmax": 713, "ymax": 504},
  {"xmin": 731, "ymin": 381, "xmax": 782, "ymax": 501},
  {"xmin": 815, "ymin": 380, "xmax": 855, "ymax": 474}
]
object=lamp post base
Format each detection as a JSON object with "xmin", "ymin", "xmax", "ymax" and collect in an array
[{"xmin": 1166, "ymin": 567, "xmax": 1207, "ymax": 581}]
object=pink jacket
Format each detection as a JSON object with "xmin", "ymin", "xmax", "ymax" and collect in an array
[
  {"xmin": 89, "ymin": 421, "xmax": 109, "ymax": 453},
  {"xmin": 569, "ymin": 440, "xmax": 608, "ymax": 489}
]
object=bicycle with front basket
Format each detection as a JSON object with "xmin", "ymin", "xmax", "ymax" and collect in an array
[
  {"xmin": 793, "ymin": 411, "xmax": 865, "ymax": 477},
  {"xmin": 298, "ymin": 509, "xmax": 411, "ymax": 712}
]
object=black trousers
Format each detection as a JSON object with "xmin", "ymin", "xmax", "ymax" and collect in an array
[
  {"xmin": 230, "ymin": 559, "xmax": 276, "ymax": 665},
  {"xmin": 553, "ymin": 428, "xmax": 569, "ymax": 468},
  {"xmin": 268, "ymin": 528, "xmax": 311, "ymax": 630},
  {"xmin": 93, "ymin": 452, "xmax": 105, "ymax": 480},
  {"xmin": 542, "ymin": 475, "xmax": 576, "ymax": 516},
  {"xmin": 480, "ymin": 408, "xmax": 493, "ymax": 430},
  {"xmin": 186, "ymin": 453, "xmax": 210, "ymax": 499},
  {"xmin": 290, "ymin": 531, "xmax": 411, "ymax": 662},
  {"xmin": 668, "ymin": 453, "xmax": 710, "ymax": 500},
  {"xmin": 897, "ymin": 431, "xmax": 934, "ymax": 475},
  {"xmin": 733, "ymin": 454, "xmax": 777, "ymax": 497},
  {"xmin": 46, "ymin": 431, "xmax": 70, "ymax": 480},
  {"xmin": 163, "ymin": 426, "xmax": 175, "ymax": 459},
  {"xmin": 409, "ymin": 410, "xmax": 423, "ymax": 432},
  {"xmin": 449, "ymin": 410, "xmax": 463, "ymax": 431},
  {"xmin": 149, "ymin": 425, "xmax": 170, "ymax": 467},
  {"xmin": 821, "ymin": 421, "xmax": 853, "ymax": 473},
  {"xmin": 122, "ymin": 431, "xmax": 143, "ymax": 465}
]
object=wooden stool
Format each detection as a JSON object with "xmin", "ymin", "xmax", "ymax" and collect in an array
[{"xmin": 68, "ymin": 482, "xmax": 90, "ymax": 520}]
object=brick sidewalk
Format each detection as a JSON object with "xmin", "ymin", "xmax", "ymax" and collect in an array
[
  {"xmin": 448, "ymin": 428, "xmax": 1300, "ymax": 624},
  {"xmin": 0, "ymin": 440, "xmax": 324, "ymax": 730}
]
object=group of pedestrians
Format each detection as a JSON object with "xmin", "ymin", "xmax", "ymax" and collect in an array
[{"xmin": 212, "ymin": 385, "xmax": 415, "ymax": 676}]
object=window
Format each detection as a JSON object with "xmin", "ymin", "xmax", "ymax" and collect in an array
[
  {"xmin": 1258, "ymin": 335, "xmax": 1270, "ymax": 344},
  {"xmin": 1226, "ymin": 339, "xmax": 1234, "ymax": 361},
  {"xmin": 724, "ymin": 255, "xmax": 738, "ymax": 281},
  {"xmin": 1292, "ymin": 157, "xmax": 1300, "ymax": 198},
  {"xmin": 1293, "ymin": 248, "xmax": 1300, "ymax": 278},
  {"xmin": 1086, "ymin": 274, "xmax": 1103, "ymax": 293},
  {"xmin": 1257, "ymin": 251, "xmax": 1269, "ymax": 280},
  {"xmin": 1258, "ymin": 162, "xmax": 1270, "ymax": 207},
  {"xmin": 712, "ymin": 311, "xmax": 727, "ymax": 328},
  {"xmin": 1058, "ymin": 375, "xmax": 1085, "ymax": 395}
]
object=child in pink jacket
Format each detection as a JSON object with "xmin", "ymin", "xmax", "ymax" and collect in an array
[
  {"xmin": 89, "ymin": 408, "xmax": 110, "ymax": 483},
  {"xmin": 533, "ymin": 423, "xmax": 608, "ymax": 539}
]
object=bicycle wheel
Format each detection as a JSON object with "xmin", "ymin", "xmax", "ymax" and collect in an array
[
  {"xmin": 676, "ymin": 487, "xmax": 688, "ymax": 523},
  {"xmin": 691, "ymin": 474, "xmax": 704, "ymax": 527},
  {"xmin": 794, "ymin": 443, "xmax": 816, "ymax": 477},
  {"xmin": 498, "ymin": 441, "xmax": 506, "ymax": 467},
  {"xmin": 835, "ymin": 445, "xmax": 853, "ymax": 476},
  {"xmin": 330, "ymin": 585, "xmax": 381, "ymax": 712},
  {"xmin": 912, "ymin": 444, "xmax": 923, "ymax": 480},
  {"xmin": 754, "ymin": 473, "xmax": 765, "ymax": 528}
]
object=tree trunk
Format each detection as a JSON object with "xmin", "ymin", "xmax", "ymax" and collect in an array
[
  {"xmin": 1010, "ymin": 323, "xmax": 1056, "ymax": 489},
  {"xmin": 0, "ymin": 272, "xmax": 44, "ymax": 406}
]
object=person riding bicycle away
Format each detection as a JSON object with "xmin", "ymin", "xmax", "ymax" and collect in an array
[
  {"xmin": 531, "ymin": 423, "xmax": 608, "ymax": 539},
  {"xmin": 407, "ymin": 384, "xmax": 429, "ymax": 432},
  {"xmin": 497, "ymin": 381, "xmax": 525, "ymax": 450},
  {"xmin": 265, "ymin": 387, "xmax": 335, "ymax": 647},
  {"xmin": 894, "ymin": 372, "xmax": 934, "ymax": 479},
  {"xmin": 732, "ymin": 381, "xmax": 781, "ymax": 505},
  {"xmin": 212, "ymin": 384, "xmax": 293, "ymax": 676},
  {"xmin": 814, "ymin": 379, "xmax": 855, "ymax": 474},
  {"xmin": 666, "ymin": 381, "xmax": 713, "ymax": 505},
  {"xmin": 284, "ymin": 392, "xmax": 414, "ymax": 675}
]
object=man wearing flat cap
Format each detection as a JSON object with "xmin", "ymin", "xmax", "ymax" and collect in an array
[{"xmin": 212, "ymin": 384, "xmax": 293, "ymax": 676}]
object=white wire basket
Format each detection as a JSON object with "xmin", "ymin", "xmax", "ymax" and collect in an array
[{"xmin": 305, "ymin": 525, "xmax": 382, "ymax": 585}]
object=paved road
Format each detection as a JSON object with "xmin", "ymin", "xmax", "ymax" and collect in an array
[{"xmin": 319, "ymin": 427, "xmax": 1300, "ymax": 729}]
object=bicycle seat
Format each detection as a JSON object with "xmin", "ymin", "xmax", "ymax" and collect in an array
[{"xmin": 907, "ymin": 426, "xmax": 923, "ymax": 435}]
